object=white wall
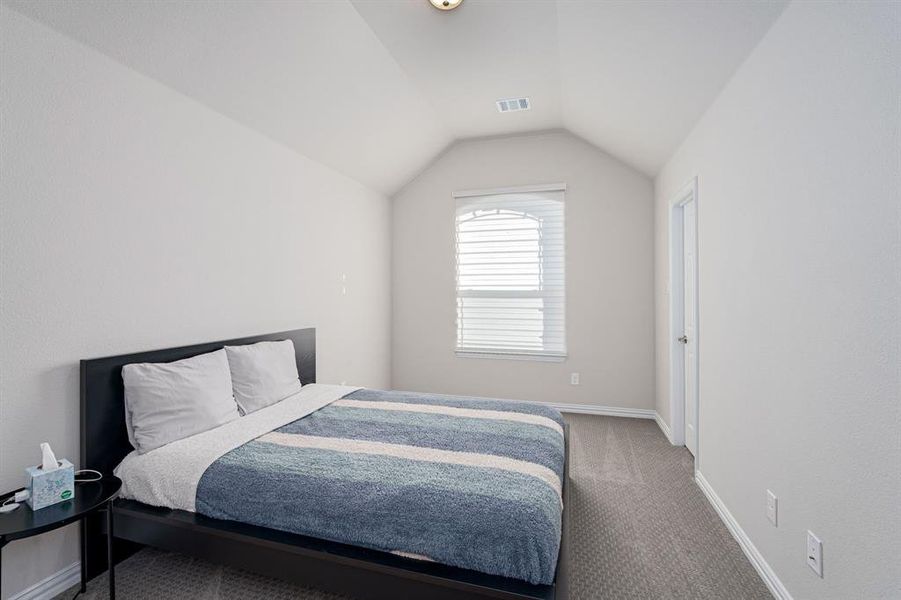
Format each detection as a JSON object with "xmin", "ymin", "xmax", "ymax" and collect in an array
[
  {"xmin": 654, "ymin": 2, "xmax": 900, "ymax": 598},
  {"xmin": 393, "ymin": 131, "xmax": 654, "ymax": 410},
  {"xmin": 0, "ymin": 7, "xmax": 391, "ymax": 598}
]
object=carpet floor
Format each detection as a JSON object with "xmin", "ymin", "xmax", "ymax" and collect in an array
[{"xmin": 57, "ymin": 414, "xmax": 770, "ymax": 600}]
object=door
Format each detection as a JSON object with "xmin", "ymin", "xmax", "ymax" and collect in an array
[{"xmin": 682, "ymin": 199, "xmax": 698, "ymax": 455}]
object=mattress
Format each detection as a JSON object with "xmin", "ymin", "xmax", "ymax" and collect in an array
[{"xmin": 115, "ymin": 384, "xmax": 565, "ymax": 585}]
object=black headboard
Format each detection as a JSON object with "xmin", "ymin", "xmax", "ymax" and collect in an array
[{"xmin": 80, "ymin": 328, "xmax": 315, "ymax": 476}]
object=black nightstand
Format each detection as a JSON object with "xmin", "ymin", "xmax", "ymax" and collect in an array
[{"xmin": 0, "ymin": 476, "xmax": 121, "ymax": 599}]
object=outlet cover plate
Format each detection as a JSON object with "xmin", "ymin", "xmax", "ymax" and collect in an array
[
  {"xmin": 766, "ymin": 490, "xmax": 777, "ymax": 526},
  {"xmin": 807, "ymin": 531, "xmax": 823, "ymax": 577}
]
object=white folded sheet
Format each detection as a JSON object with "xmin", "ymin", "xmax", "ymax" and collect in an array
[{"xmin": 114, "ymin": 383, "xmax": 361, "ymax": 512}]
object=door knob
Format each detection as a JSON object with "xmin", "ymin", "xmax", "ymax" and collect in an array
[{"xmin": 678, "ymin": 335, "xmax": 688, "ymax": 344}]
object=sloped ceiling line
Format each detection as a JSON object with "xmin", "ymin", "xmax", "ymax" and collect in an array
[{"xmin": 5, "ymin": 0, "xmax": 788, "ymax": 196}]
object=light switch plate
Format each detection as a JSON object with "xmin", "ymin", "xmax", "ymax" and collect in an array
[
  {"xmin": 807, "ymin": 531, "xmax": 823, "ymax": 577},
  {"xmin": 570, "ymin": 373, "xmax": 580, "ymax": 385},
  {"xmin": 766, "ymin": 490, "xmax": 777, "ymax": 526}
]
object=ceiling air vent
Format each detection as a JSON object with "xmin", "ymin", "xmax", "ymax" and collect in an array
[{"xmin": 496, "ymin": 97, "xmax": 530, "ymax": 113}]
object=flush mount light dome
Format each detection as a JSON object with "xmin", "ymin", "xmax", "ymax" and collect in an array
[{"xmin": 430, "ymin": 0, "xmax": 463, "ymax": 11}]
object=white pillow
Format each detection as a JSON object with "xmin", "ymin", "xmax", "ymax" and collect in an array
[
  {"xmin": 122, "ymin": 348, "xmax": 240, "ymax": 454},
  {"xmin": 225, "ymin": 340, "xmax": 303, "ymax": 415}
]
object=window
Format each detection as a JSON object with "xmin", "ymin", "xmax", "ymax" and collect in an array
[{"xmin": 454, "ymin": 184, "xmax": 566, "ymax": 360}]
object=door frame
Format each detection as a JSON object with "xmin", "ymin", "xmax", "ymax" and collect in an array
[{"xmin": 668, "ymin": 176, "xmax": 700, "ymax": 471}]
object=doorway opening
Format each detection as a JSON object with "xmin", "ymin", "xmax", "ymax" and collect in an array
[{"xmin": 668, "ymin": 177, "xmax": 700, "ymax": 469}]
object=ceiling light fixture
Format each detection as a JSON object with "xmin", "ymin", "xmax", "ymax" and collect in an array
[{"xmin": 429, "ymin": 0, "xmax": 463, "ymax": 11}]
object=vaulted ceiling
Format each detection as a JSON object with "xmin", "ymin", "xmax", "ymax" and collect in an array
[{"xmin": 6, "ymin": 0, "xmax": 787, "ymax": 195}]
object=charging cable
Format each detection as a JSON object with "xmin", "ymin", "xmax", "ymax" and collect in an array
[
  {"xmin": 0, "ymin": 471, "xmax": 103, "ymax": 514},
  {"xmin": 0, "ymin": 490, "xmax": 30, "ymax": 513},
  {"xmin": 75, "ymin": 469, "xmax": 103, "ymax": 483}
]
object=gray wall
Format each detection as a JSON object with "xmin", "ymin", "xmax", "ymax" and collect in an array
[
  {"xmin": 392, "ymin": 131, "xmax": 655, "ymax": 410},
  {"xmin": 654, "ymin": 2, "xmax": 900, "ymax": 598},
  {"xmin": 0, "ymin": 7, "xmax": 391, "ymax": 597}
]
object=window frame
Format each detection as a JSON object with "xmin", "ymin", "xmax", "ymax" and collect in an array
[{"xmin": 452, "ymin": 183, "xmax": 567, "ymax": 362}]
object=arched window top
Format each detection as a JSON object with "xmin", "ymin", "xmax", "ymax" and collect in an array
[{"xmin": 457, "ymin": 206, "xmax": 541, "ymax": 224}]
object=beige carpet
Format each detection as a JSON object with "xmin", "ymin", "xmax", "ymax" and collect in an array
[{"xmin": 58, "ymin": 414, "xmax": 771, "ymax": 600}]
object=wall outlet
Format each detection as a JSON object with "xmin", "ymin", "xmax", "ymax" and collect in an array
[
  {"xmin": 766, "ymin": 489, "xmax": 777, "ymax": 526},
  {"xmin": 807, "ymin": 531, "xmax": 823, "ymax": 577},
  {"xmin": 570, "ymin": 372, "xmax": 580, "ymax": 385}
]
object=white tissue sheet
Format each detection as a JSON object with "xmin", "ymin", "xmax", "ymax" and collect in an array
[
  {"xmin": 114, "ymin": 383, "xmax": 361, "ymax": 512},
  {"xmin": 41, "ymin": 442, "xmax": 59, "ymax": 471}
]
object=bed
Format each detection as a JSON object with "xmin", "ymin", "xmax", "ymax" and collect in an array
[{"xmin": 81, "ymin": 328, "xmax": 570, "ymax": 600}]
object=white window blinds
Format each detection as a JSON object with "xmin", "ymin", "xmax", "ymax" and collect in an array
[{"xmin": 454, "ymin": 185, "xmax": 566, "ymax": 359}]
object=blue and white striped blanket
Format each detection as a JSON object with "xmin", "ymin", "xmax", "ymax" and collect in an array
[{"xmin": 195, "ymin": 389, "xmax": 566, "ymax": 584}]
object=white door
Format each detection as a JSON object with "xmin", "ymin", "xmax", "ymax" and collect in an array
[{"xmin": 682, "ymin": 199, "xmax": 698, "ymax": 455}]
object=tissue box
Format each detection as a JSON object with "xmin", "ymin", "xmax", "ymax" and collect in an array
[{"xmin": 26, "ymin": 459, "xmax": 75, "ymax": 510}]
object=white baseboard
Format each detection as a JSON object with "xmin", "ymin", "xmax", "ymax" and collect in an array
[
  {"xmin": 9, "ymin": 562, "xmax": 80, "ymax": 600},
  {"xmin": 653, "ymin": 411, "xmax": 675, "ymax": 444},
  {"xmin": 551, "ymin": 402, "xmax": 655, "ymax": 419},
  {"xmin": 695, "ymin": 472, "xmax": 792, "ymax": 600}
]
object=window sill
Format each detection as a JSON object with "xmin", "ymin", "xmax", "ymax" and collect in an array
[{"xmin": 455, "ymin": 351, "xmax": 567, "ymax": 363}]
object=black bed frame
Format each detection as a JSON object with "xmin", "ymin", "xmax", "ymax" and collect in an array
[{"xmin": 80, "ymin": 328, "xmax": 570, "ymax": 600}]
